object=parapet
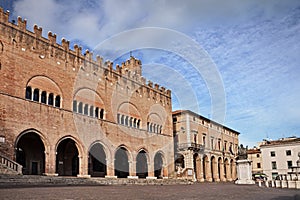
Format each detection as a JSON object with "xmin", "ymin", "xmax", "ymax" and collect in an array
[{"xmin": 0, "ymin": 7, "xmax": 171, "ymax": 99}]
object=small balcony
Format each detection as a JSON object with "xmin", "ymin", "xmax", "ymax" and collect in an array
[{"xmin": 177, "ymin": 143, "xmax": 204, "ymax": 152}]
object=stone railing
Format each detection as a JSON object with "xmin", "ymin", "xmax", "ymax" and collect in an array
[
  {"xmin": 257, "ymin": 179, "xmax": 300, "ymax": 189},
  {"xmin": 0, "ymin": 154, "xmax": 22, "ymax": 174},
  {"xmin": 177, "ymin": 143, "xmax": 204, "ymax": 152}
]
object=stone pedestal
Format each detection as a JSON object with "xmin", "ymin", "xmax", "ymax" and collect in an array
[{"xmin": 235, "ymin": 160, "xmax": 255, "ymax": 185}]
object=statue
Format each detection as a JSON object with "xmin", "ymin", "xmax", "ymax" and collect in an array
[{"xmin": 237, "ymin": 144, "xmax": 248, "ymax": 160}]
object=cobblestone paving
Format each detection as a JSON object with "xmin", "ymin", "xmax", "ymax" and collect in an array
[{"xmin": 0, "ymin": 183, "xmax": 299, "ymax": 200}]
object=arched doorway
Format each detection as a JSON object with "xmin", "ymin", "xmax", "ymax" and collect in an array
[
  {"xmin": 16, "ymin": 132, "xmax": 45, "ymax": 175},
  {"xmin": 154, "ymin": 152, "xmax": 164, "ymax": 179},
  {"xmin": 114, "ymin": 147, "xmax": 129, "ymax": 178},
  {"xmin": 56, "ymin": 138, "xmax": 79, "ymax": 176},
  {"xmin": 175, "ymin": 153, "xmax": 185, "ymax": 172},
  {"xmin": 224, "ymin": 158, "xmax": 228, "ymax": 180},
  {"xmin": 211, "ymin": 156, "xmax": 216, "ymax": 182},
  {"xmin": 88, "ymin": 143, "xmax": 107, "ymax": 177},
  {"xmin": 203, "ymin": 155, "xmax": 208, "ymax": 180},
  {"xmin": 136, "ymin": 150, "xmax": 148, "ymax": 178},
  {"xmin": 218, "ymin": 157, "xmax": 222, "ymax": 181},
  {"xmin": 193, "ymin": 153, "xmax": 201, "ymax": 180}
]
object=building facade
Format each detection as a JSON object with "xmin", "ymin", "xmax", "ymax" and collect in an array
[
  {"xmin": 260, "ymin": 137, "xmax": 300, "ymax": 180},
  {"xmin": 0, "ymin": 8, "xmax": 175, "ymax": 178},
  {"xmin": 247, "ymin": 148, "xmax": 262, "ymax": 175},
  {"xmin": 173, "ymin": 110, "xmax": 239, "ymax": 182}
]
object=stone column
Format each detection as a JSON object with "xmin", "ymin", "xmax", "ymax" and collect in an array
[
  {"xmin": 77, "ymin": 154, "xmax": 90, "ymax": 178},
  {"xmin": 44, "ymin": 145, "xmax": 57, "ymax": 176},
  {"xmin": 213, "ymin": 160, "xmax": 219, "ymax": 182},
  {"xmin": 206, "ymin": 159, "xmax": 212, "ymax": 182},
  {"xmin": 198, "ymin": 157, "xmax": 204, "ymax": 182},
  {"xmin": 128, "ymin": 160, "xmax": 138, "ymax": 179},
  {"xmin": 232, "ymin": 162, "xmax": 237, "ymax": 180},
  {"xmin": 146, "ymin": 162, "xmax": 156, "ymax": 179},
  {"xmin": 105, "ymin": 158, "xmax": 117, "ymax": 178},
  {"xmin": 219, "ymin": 160, "xmax": 226, "ymax": 181},
  {"xmin": 226, "ymin": 161, "xmax": 232, "ymax": 181}
]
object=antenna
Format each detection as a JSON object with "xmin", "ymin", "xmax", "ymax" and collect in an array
[{"xmin": 130, "ymin": 51, "xmax": 132, "ymax": 57}]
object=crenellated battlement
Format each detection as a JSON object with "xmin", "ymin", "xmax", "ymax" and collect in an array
[{"xmin": 0, "ymin": 7, "xmax": 171, "ymax": 99}]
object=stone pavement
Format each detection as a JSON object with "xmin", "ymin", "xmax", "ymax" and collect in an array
[{"xmin": 0, "ymin": 182, "xmax": 299, "ymax": 200}]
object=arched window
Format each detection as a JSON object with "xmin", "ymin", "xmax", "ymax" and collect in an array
[
  {"xmin": 95, "ymin": 107, "xmax": 99, "ymax": 118},
  {"xmin": 78, "ymin": 102, "xmax": 83, "ymax": 114},
  {"xmin": 133, "ymin": 118, "xmax": 137, "ymax": 128},
  {"xmin": 25, "ymin": 86, "xmax": 32, "ymax": 100},
  {"xmin": 84, "ymin": 104, "xmax": 89, "ymax": 115},
  {"xmin": 147, "ymin": 122, "xmax": 150, "ymax": 132},
  {"xmin": 100, "ymin": 109, "xmax": 104, "ymax": 119},
  {"xmin": 125, "ymin": 116, "xmax": 128, "ymax": 126},
  {"xmin": 55, "ymin": 95, "xmax": 61, "ymax": 108},
  {"xmin": 159, "ymin": 125, "xmax": 162, "ymax": 134},
  {"xmin": 41, "ymin": 91, "xmax": 47, "ymax": 104},
  {"xmin": 121, "ymin": 115, "xmax": 124, "ymax": 125},
  {"xmin": 153, "ymin": 124, "xmax": 156, "ymax": 133},
  {"xmin": 89, "ymin": 106, "xmax": 94, "ymax": 117},
  {"xmin": 137, "ymin": 120, "xmax": 140, "ymax": 129},
  {"xmin": 48, "ymin": 93, "xmax": 54, "ymax": 106},
  {"xmin": 33, "ymin": 88, "xmax": 39, "ymax": 102},
  {"xmin": 73, "ymin": 100, "xmax": 77, "ymax": 112},
  {"xmin": 129, "ymin": 117, "xmax": 133, "ymax": 127}
]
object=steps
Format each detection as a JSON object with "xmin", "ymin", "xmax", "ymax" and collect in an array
[
  {"xmin": 0, "ymin": 175, "xmax": 194, "ymax": 188},
  {"xmin": 0, "ymin": 154, "xmax": 22, "ymax": 175}
]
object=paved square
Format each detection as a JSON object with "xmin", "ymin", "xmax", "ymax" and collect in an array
[{"xmin": 0, "ymin": 183, "xmax": 299, "ymax": 200}]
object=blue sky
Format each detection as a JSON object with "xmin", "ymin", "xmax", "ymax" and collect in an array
[{"xmin": 1, "ymin": 0, "xmax": 299, "ymax": 147}]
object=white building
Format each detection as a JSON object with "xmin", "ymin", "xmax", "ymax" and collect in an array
[{"xmin": 260, "ymin": 137, "xmax": 300, "ymax": 180}]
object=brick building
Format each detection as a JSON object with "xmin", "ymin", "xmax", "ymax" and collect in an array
[
  {"xmin": 0, "ymin": 8, "xmax": 175, "ymax": 178},
  {"xmin": 173, "ymin": 110, "xmax": 239, "ymax": 182}
]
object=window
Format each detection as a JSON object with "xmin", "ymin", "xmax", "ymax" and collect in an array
[
  {"xmin": 95, "ymin": 107, "xmax": 99, "ymax": 118},
  {"xmin": 224, "ymin": 141, "xmax": 227, "ymax": 151},
  {"xmin": 48, "ymin": 93, "xmax": 54, "ymax": 106},
  {"xmin": 218, "ymin": 139, "xmax": 221, "ymax": 150},
  {"xmin": 211, "ymin": 138, "xmax": 214, "ymax": 149},
  {"xmin": 272, "ymin": 172, "xmax": 278, "ymax": 180},
  {"xmin": 25, "ymin": 86, "xmax": 32, "ymax": 100},
  {"xmin": 41, "ymin": 91, "xmax": 47, "ymax": 104},
  {"xmin": 73, "ymin": 100, "xmax": 77, "ymax": 112},
  {"xmin": 100, "ymin": 109, "xmax": 104, "ymax": 119},
  {"xmin": 0, "ymin": 136, "xmax": 5, "ymax": 143},
  {"xmin": 286, "ymin": 150, "xmax": 291, "ymax": 156},
  {"xmin": 78, "ymin": 102, "xmax": 83, "ymax": 114},
  {"xmin": 84, "ymin": 104, "xmax": 88, "ymax": 115},
  {"xmin": 33, "ymin": 88, "xmax": 39, "ymax": 102},
  {"xmin": 137, "ymin": 120, "xmax": 140, "ymax": 129},
  {"xmin": 173, "ymin": 117, "xmax": 177, "ymax": 122},
  {"xmin": 272, "ymin": 161, "xmax": 277, "ymax": 170},
  {"xmin": 270, "ymin": 151, "xmax": 276, "ymax": 157},
  {"xmin": 257, "ymin": 163, "xmax": 261, "ymax": 168},
  {"xmin": 256, "ymin": 154, "xmax": 260, "ymax": 158},
  {"xmin": 55, "ymin": 95, "xmax": 61, "ymax": 107},
  {"xmin": 120, "ymin": 115, "xmax": 124, "ymax": 124},
  {"xmin": 202, "ymin": 135, "xmax": 206, "ymax": 146},
  {"xmin": 89, "ymin": 106, "xmax": 94, "ymax": 117},
  {"xmin": 117, "ymin": 114, "xmax": 120, "ymax": 124},
  {"xmin": 287, "ymin": 161, "xmax": 293, "ymax": 169}
]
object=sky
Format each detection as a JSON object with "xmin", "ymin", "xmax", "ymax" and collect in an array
[{"xmin": 0, "ymin": 0, "xmax": 299, "ymax": 147}]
